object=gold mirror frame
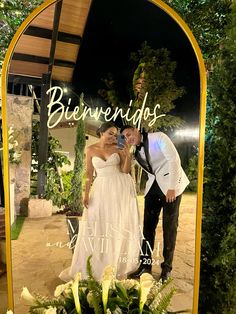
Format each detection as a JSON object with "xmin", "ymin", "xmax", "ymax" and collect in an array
[{"xmin": 1, "ymin": 0, "xmax": 207, "ymax": 312}]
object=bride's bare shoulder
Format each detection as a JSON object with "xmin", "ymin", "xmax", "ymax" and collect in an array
[{"xmin": 86, "ymin": 144, "xmax": 99, "ymax": 154}]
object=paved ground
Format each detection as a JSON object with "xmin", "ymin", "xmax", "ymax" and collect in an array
[{"xmin": 8, "ymin": 193, "xmax": 196, "ymax": 313}]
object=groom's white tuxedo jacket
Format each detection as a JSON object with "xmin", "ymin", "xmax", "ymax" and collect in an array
[{"xmin": 137, "ymin": 132, "xmax": 189, "ymax": 196}]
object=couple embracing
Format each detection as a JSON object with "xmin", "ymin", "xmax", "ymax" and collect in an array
[{"xmin": 59, "ymin": 122, "xmax": 189, "ymax": 282}]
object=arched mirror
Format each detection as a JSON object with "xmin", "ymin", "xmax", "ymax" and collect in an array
[{"xmin": 1, "ymin": 0, "xmax": 206, "ymax": 312}]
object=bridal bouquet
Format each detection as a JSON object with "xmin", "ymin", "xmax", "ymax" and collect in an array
[{"xmin": 21, "ymin": 257, "xmax": 187, "ymax": 313}]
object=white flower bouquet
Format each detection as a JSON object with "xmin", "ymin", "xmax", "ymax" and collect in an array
[{"xmin": 21, "ymin": 256, "xmax": 189, "ymax": 313}]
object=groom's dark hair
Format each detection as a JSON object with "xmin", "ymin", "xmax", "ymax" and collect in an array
[{"xmin": 120, "ymin": 125, "xmax": 135, "ymax": 133}]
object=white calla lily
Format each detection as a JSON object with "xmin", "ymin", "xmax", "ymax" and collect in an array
[
  {"xmin": 71, "ymin": 272, "xmax": 82, "ymax": 314},
  {"xmin": 139, "ymin": 273, "xmax": 154, "ymax": 313},
  {"xmin": 21, "ymin": 287, "xmax": 36, "ymax": 305},
  {"xmin": 54, "ymin": 281, "xmax": 72, "ymax": 297},
  {"xmin": 54, "ymin": 284, "xmax": 67, "ymax": 297},
  {"xmin": 43, "ymin": 306, "xmax": 57, "ymax": 314},
  {"xmin": 101, "ymin": 265, "xmax": 114, "ymax": 312}
]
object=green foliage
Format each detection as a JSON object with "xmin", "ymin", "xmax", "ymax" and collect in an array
[
  {"xmin": 31, "ymin": 120, "xmax": 71, "ymax": 208},
  {"xmin": 26, "ymin": 257, "xmax": 182, "ymax": 314},
  {"xmin": 163, "ymin": 0, "xmax": 232, "ymax": 64},
  {"xmin": 11, "ymin": 215, "xmax": 25, "ymax": 240},
  {"xmin": 198, "ymin": 2, "xmax": 236, "ymax": 312},
  {"xmin": 68, "ymin": 96, "xmax": 86, "ymax": 214},
  {"xmin": 61, "ymin": 170, "xmax": 74, "ymax": 200},
  {"xmin": 7, "ymin": 126, "xmax": 22, "ymax": 164},
  {"xmin": 163, "ymin": 0, "xmax": 236, "ymax": 312},
  {"xmin": 100, "ymin": 42, "xmax": 185, "ymax": 131},
  {"xmin": 43, "ymin": 161, "xmax": 71, "ymax": 209},
  {"xmin": 100, "ymin": 44, "xmax": 185, "ymax": 194},
  {"xmin": 0, "ymin": 0, "xmax": 43, "ymax": 67},
  {"xmin": 42, "ymin": 168, "xmax": 66, "ymax": 208},
  {"xmin": 130, "ymin": 43, "xmax": 185, "ymax": 131},
  {"xmin": 31, "ymin": 112, "xmax": 86, "ymax": 212},
  {"xmin": 185, "ymin": 154, "xmax": 198, "ymax": 192}
]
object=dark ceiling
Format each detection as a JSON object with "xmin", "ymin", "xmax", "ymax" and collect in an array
[{"xmin": 72, "ymin": 0, "xmax": 200, "ymax": 124}]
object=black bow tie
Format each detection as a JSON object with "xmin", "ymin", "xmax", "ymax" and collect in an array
[{"xmin": 136, "ymin": 142, "xmax": 144, "ymax": 151}]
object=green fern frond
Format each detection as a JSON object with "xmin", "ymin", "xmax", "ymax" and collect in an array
[
  {"xmin": 84, "ymin": 257, "xmax": 103, "ymax": 313},
  {"xmin": 89, "ymin": 291, "xmax": 103, "ymax": 314},
  {"xmin": 151, "ymin": 287, "xmax": 175, "ymax": 314},
  {"xmin": 158, "ymin": 278, "xmax": 174, "ymax": 293},
  {"xmin": 29, "ymin": 299, "xmax": 66, "ymax": 313}
]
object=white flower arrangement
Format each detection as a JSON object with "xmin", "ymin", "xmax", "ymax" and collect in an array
[
  {"xmin": 8, "ymin": 126, "xmax": 22, "ymax": 165},
  {"xmin": 19, "ymin": 256, "xmax": 191, "ymax": 313}
]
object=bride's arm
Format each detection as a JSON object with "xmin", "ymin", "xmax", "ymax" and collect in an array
[
  {"xmin": 119, "ymin": 144, "xmax": 132, "ymax": 173},
  {"xmin": 83, "ymin": 147, "xmax": 94, "ymax": 208}
]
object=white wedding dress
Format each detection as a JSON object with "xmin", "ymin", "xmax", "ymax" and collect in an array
[{"xmin": 59, "ymin": 152, "xmax": 141, "ymax": 281}]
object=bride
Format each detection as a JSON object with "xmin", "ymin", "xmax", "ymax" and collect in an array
[{"xmin": 59, "ymin": 122, "xmax": 141, "ymax": 281}]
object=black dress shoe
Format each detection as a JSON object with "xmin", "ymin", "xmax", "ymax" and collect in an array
[
  {"xmin": 127, "ymin": 266, "xmax": 151, "ymax": 279},
  {"xmin": 159, "ymin": 271, "xmax": 171, "ymax": 283}
]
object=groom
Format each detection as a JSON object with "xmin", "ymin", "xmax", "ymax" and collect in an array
[{"xmin": 120, "ymin": 125, "xmax": 189, "ymax": 281}]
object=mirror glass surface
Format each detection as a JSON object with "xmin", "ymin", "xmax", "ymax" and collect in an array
[{"xmin": 4, "ymin": 0, "xmax": 201, "ymax": 312}]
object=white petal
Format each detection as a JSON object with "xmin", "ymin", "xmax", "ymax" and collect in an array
[{"xmin": 21, "ymin": 287, "xmax": 35, "ymax": 305}]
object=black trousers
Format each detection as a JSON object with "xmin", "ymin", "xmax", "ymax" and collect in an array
[{"xmin": 140, "ymin": 181, "xmax": 182, "ymax": 273}]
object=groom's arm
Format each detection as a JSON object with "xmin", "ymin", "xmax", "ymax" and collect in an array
[{"xmin": 153, "ymin": 132, "xmax": 181, "ymax": 202}]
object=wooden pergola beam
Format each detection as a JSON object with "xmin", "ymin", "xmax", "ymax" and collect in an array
[
  {"xmin": 48, "ymin": 0, "xmax": 63, "ymax": 72},
  {"xmin": 37, "ymin": 73, "xmax": 51, "ymax": 196},
  {"xmin": 25, "ymin": 26, "xmax": 82, "ymax": 45},
  {"xmin": 37, "ymin": 1, "xmax": 62, "ymax": 195},
  {"xmin": 12, "ymin": 53, "xmax": 75, "ymax": 68}
]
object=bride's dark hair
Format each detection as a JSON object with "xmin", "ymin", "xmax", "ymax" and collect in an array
[{"xmin": 96, "ymin": 122, "xmax": 118, "ymax": 137}]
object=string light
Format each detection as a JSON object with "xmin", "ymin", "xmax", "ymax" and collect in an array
[{"xmin": 175, "ymin": 128, "xmax": 199, "ymax": 139}]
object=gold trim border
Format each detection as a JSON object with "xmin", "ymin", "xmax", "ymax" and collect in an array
[
  {"xmin": 1, "ymin": 0, "xmax": 207, "ymax": 312},
  {"xmin": 1, "ymin": 0, "xmax": 57, "ymax": 309}
]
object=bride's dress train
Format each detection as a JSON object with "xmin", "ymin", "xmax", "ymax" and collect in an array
[{"xmin": 59, "ymin": 153, "xmax": 141, "ymax": 281}]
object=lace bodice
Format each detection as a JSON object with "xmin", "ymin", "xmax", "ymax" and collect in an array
[{"xmin": 92, "ymin": 152, "xmax": 121, "ymax": 176}]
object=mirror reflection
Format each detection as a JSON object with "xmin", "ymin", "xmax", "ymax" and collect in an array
[{"xmin": 5, "ymin": 0, "xmax": 200, "ymax": 312}]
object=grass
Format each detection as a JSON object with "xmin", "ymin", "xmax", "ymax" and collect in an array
[{"xmin": 11, "ymin": 216, "xmax": 25, "ymax": 240}]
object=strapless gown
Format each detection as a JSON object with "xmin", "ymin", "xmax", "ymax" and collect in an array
[{"xmin": 59, "ymin": 153, "xmax": 141, "ymax": 281}]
